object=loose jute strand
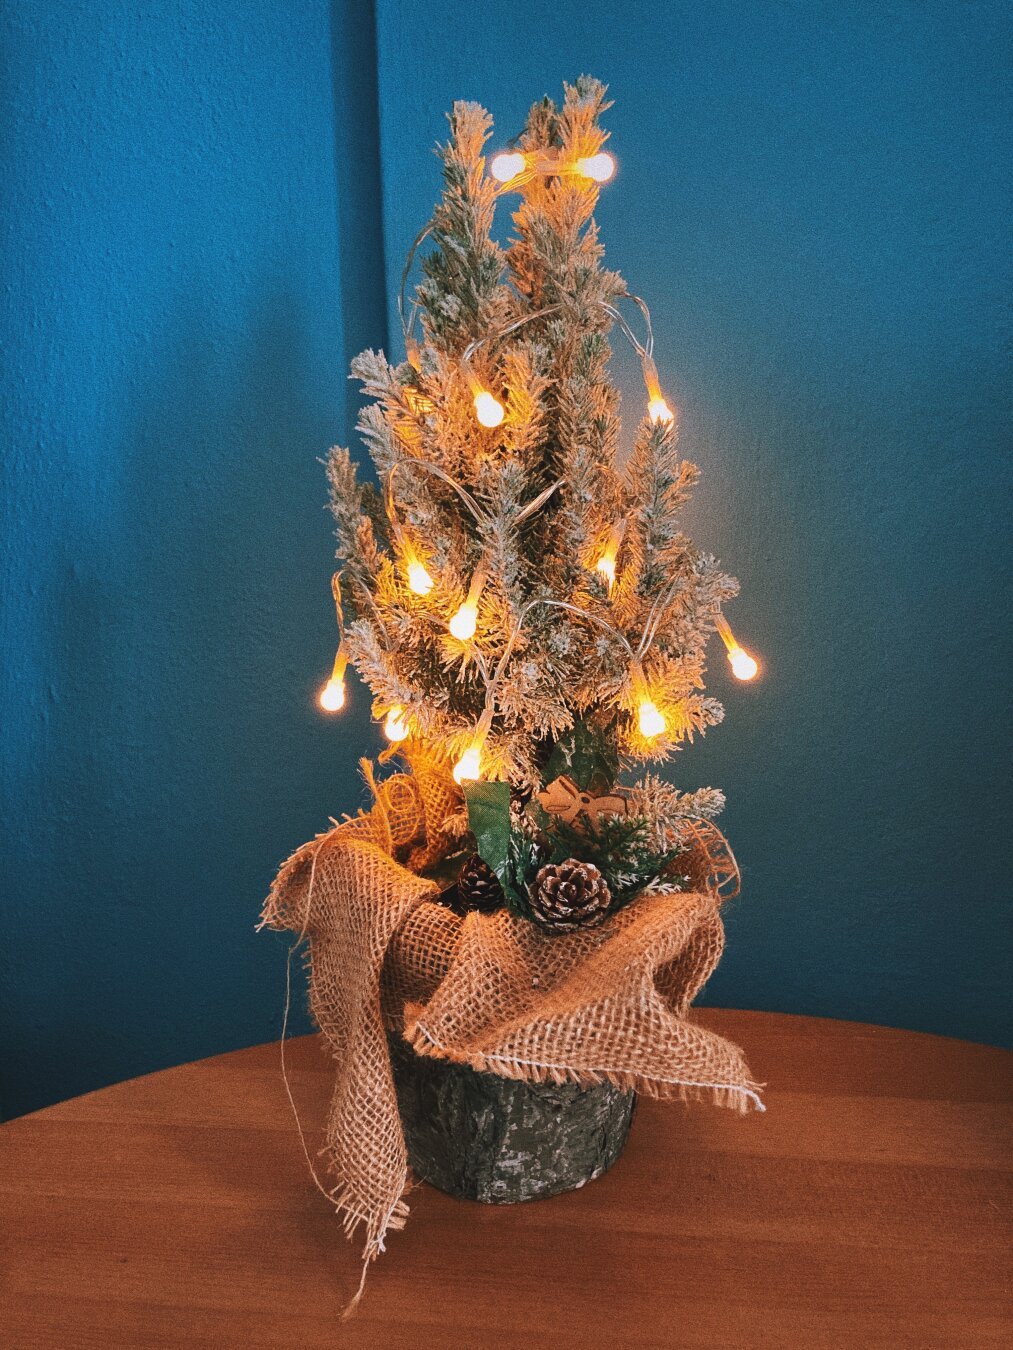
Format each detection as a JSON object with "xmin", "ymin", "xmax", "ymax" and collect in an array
[
  {"xmin": 276, "ymin": 842, "xmax": 336, "ymax": 1208},
  {"xmin": 267, "ymin": 842, "xmax": 375, "ymax": 1316}
]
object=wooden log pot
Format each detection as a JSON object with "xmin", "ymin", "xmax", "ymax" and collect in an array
[{"xmin": 389, "ymin": 1034, "xmax": 636, "ymax": 1204}]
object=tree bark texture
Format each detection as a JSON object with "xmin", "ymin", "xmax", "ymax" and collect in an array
[{"xmin": 389, "ymin": 1034, "xmax": 636, "ymax": 1204}]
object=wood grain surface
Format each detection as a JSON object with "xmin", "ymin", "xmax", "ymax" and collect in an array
[{"xmin": 1, "ymin": 1010, "xmax": 1009, "ymax": 1348}]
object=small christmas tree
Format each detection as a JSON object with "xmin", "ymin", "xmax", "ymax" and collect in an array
[
  {"xmin": 265, "ymin": 80, "xmax": 762, "ymax": 1289},
  {"xmin": 322, "ymin": 76, "xmax": 756, "ymax": 901}
]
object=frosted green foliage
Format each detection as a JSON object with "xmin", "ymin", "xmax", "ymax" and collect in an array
[
  {"xmin": 325, "ymin": 78, "xmax": 741, "ymax": 792},
  {"xmin": 626, "ymin": 775, "xmax": 728, "ymax": 852}
]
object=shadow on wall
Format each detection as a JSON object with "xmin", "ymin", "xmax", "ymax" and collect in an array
[{"xmin": 2, "ymin": 285, "xmax": 373, "ymax": 1120}]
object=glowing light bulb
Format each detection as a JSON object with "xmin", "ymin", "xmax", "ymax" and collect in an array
[
  {"xmin": 490, "ymin": 151, "xmax": 527, "ymax": 183},
  {"xmin": 453, "ymin": 744, "xmax": 483, "ymax": 785},
  {"xmin": 596, "ymin": 554, "xmax": 616, "ymax": 588},
  {"xmin": 319, "ymin": 679, "xmax": 345, "ymax": 712},
  {"xmin": 448, "ymin": 567, "xmax": 487, "ymax": 642},
  {"xmin": 714, "ymin": 614, "xmax": 760, "ymax": 681},
  {"xmin": 728, "ymin": 647, "xmax": 759, "ymax": 682},
  {"xmin": 406, "ymin": 558, "xmax": 434, "ymax": 596},
  {"xmin": 449, "ymin": 601, "xmax": 478, "ymax": 642},
  {"xmin": 575, "ymin": 152, "xmax": 615, "ymax": 182},
  {"xmin": 383, "ymin": 705, "xmax": 410, "ymax": 742},
  {"xmin": 453, "ymin": 710, "xmax": 492, "ymax": 786},
  {"xmin": 638, "ymin": 698, "xmax": 667, "ymax": 739},
  {"xmin": 473, "ymin": 389, "xmax": 505, "ymax": 428},
  {"xmin": 594, "ymin": 524, "xmax": 624, "ymax": 593},
  {"xmin": 318, "ymin": 648, "xmax": 348, "ymax": 713},
  {"xmin": 641, "ymin": 354, "xmax": 675, "ymax": 426}
]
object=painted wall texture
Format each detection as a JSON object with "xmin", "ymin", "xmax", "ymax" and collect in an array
[
  {"xmin": 0, "ymin": 0, "xmax": 384, "ymax": 1119},
  {"xmin": 372, "ymin": 0, "xmax": 1011, "ymax": 1042},
  {"xmin": 2, "ymin": 2, "xmax": 1010, "ymax": 1118}
]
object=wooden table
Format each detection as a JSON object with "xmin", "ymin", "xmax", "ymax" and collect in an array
[{"xmin": 1, "ymin": 1011, "xmax": 1009, "ymax": 1348}]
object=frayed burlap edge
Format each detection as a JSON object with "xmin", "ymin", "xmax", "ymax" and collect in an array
[{"xmin": 404, "ymin": 1021, "xmax": 764, "ymax": 1112}]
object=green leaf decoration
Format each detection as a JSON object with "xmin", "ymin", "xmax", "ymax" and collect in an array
[
  {"xmin": 463, "ymin": 780, "xmax": 522, "ymax": 901},
  {"xmin": 543, "ymin": 812, "xmax": 685, "ymax": 910},
  {"xmin": 502, "ymin": 831, "xmax": 542, "ymax": 923},
  {"xmin": 542, "ymin": 720, "xmax": 619, "ymax": 794}
]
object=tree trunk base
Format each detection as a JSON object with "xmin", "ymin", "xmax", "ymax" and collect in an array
[{"xmin": 389, "ymin": 1034, "xmax": 636, "ymax": 1204}]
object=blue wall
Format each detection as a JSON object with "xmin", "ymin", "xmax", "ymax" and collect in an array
[
  {"xmin": 0, "ymin": 0, "xmax": 382, "ymax": 1119},
  {"xmin": 2, "ymin": 2, "xmax": 1009, "ymax": 1118},
  {"xmin": 374, "ymin": 0, "xmax": 1012, "ymax": 1042}
]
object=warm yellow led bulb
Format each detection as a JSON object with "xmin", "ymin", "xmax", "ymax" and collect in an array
[
  {"xmin": 383, "ymin": 705, "xmax": 409, "ymax": 742},
  {"xmin": 319, "ymin": 648, "xmax": 348, "ymax": 712},
  {"xmin": 648, "ymin": 396, "xmax": 675, "ymax": 424},
  {"xmin": 406, "ymin": 559, "xmax": 434, "ymax": 596},
  {"xmin": 594, "ymin": 523, "xmax": 624, "ymax": 593},
  {"xmin": 473, "ymin": 389, "xmax": 505, "ymax": 428},
  {"xmin": 638, "ymin": 698, "xmax": 667, "ymax": 739},
  {"xmin": 575, "ymin": 152, "xmax": 614, "ymax": 182},
  {"xmin": 596, "ymin": 554, "xmax": 617, "ymax": 589},
  {"xmin": 728, "ymin": 646, "xmax": 759, "ymax": 681},
  {"xmin": 453, "ymin": 744, "xmax": 483, "ymax": 785},
  {"xmin": 449, "ymin": 601, "xmax": 478, "ymax": 642},
  {"xmin": 490, "ymin": 151, "xmax": 527, "ymax": 183},
  {"xmin": 319, "ymin": 678, "xmax": 345, "ymax": 712}
]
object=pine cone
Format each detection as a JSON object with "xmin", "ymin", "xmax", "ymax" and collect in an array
[
  {"xmin": 457, "ymin": 854, "xmax": 505, "ymax": 913},
  {"xmin": 529, "ymin": 859, "xmax": 612, "ymax": 933}
]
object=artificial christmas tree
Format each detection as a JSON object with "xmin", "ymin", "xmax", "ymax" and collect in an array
[{"xmin": 263, "ymin": 76, "xmax": 763, "ymax": 1301}]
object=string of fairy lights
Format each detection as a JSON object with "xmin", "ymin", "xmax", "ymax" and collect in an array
[{"xmin": 318, "ymin": 141, "xmax": 760, "ymax": 785}]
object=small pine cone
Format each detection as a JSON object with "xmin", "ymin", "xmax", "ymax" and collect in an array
[
  {"xmin": 529, "ymin": 859, "xmax": 612, "ymax": 933},
  {"xmin": 457, "ymin": 854, "xmax": 505, "ymax": 913}
]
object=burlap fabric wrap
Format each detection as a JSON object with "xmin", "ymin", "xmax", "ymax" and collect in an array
[{"xmin": 261, "ymin": 754, "xmax": 763, "ymax": 1271}]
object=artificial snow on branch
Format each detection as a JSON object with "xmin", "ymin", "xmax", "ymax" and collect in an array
[{"xmin": 321, "ymin": 75, "xmax": 758, "ymax": 790}]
